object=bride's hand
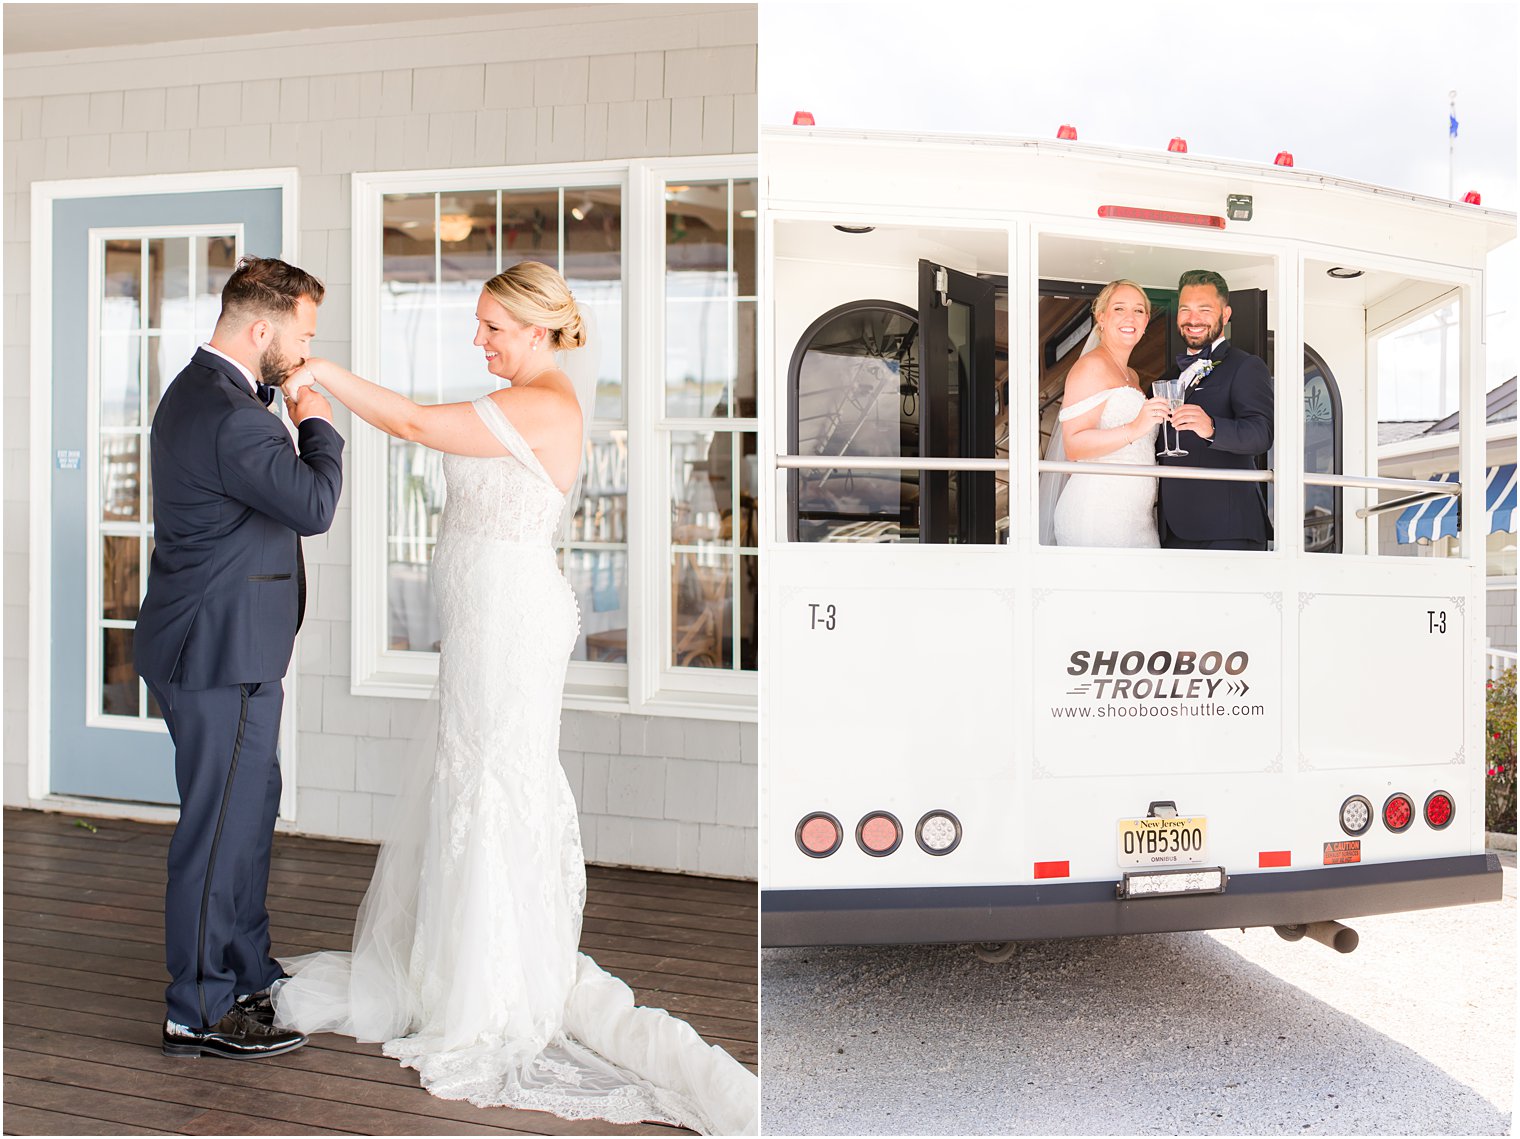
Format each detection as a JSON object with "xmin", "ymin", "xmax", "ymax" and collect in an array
[
  {"xmin": 281, "ymin": 363, "xmax": 317, "ymax": 405},
  {"xmin": 1134, "ymin": 396, "xmax": 1171, "ymax": 438}
]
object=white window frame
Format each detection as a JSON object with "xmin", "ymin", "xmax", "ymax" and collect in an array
[
  {"xmin": 85, "ymin": 223, "xmax": 244, "ymax": 733},
  {"xmin": 350, "ymin": 157, "xmax": 759, "ymax": 721}
]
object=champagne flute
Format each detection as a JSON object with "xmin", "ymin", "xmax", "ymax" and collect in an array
[{"xmin": 1154, "ymin": 379, "xmax": 1188, "ymax": 457}]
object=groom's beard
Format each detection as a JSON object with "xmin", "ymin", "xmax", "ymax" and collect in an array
[
  {"xmin": 258, "ymin": 342, "xmax": 300, "ymax": 387},
  {"xmin": 1179, "ymin": 314, "xmax": 1224, "ymax": 351}
]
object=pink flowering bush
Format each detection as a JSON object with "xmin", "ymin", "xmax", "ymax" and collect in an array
[{"xmin": 1487, "ymin": 667, "xmax": 1516, "ymax": 834}]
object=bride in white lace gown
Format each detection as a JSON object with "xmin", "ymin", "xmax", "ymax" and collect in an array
[
  {"xmin": 1043, "ymin": 280, "xmax": 1171, "ymax": 548},
  {"xmin": 270, "ymin": 262, "xmax": 757, "ymax": 1135}
]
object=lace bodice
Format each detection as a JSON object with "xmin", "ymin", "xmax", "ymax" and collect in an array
[
  {"xmin": 439, "ymin": 396, "xmax": 564, "ymax": 545},
  {"xmin": 1058, "ymin": 385, "xmax": 1157, "ymax": 464}
]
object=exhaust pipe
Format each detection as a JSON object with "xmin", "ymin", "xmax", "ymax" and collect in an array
[{"xmin": 1274, "ymin": 921, "xmax": 1358, "ymax": 953}]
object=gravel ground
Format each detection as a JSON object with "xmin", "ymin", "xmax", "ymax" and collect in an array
[{"xmin": 760, "ymin": 852, "xmax": 1514, "ymax": 1136}]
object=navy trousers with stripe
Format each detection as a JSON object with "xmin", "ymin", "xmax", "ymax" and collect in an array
[{"xmin": 150, "ymin": 678, "xmax": 285, "ymax": 1028}]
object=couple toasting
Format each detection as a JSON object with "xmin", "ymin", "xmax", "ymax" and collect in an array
[
  {"xmin": 1047, "ymin": 269, "xmax": 1275, "ymax": 550},
  {"xmin": 133, "ymin": 256, "xmax": 756, "ymax": 1133}
]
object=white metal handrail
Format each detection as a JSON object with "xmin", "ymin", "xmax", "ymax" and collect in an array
[{"xmin": 778, "ymin": 455, "xmax": 1272, "ymax": 482}]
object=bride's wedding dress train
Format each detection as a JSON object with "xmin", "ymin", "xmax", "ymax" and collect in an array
[{"xmin": 274, "ymin": 396, "xmax": 757, "ymax": 1135}]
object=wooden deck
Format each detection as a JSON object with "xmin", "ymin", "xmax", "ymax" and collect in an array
[{"xmin": 3, "ymin": 808, "xmax": 756, "ymax": 1136}]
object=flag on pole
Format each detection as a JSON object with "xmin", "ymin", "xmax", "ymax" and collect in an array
[{"xmin": 1449, "ymin": 113, "xmax": 1459, "ymax": 138}]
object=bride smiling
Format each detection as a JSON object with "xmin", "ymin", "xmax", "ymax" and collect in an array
[{"xmin": 1048, "ymin": 279, "xmax": 1171, "ymax": 548}]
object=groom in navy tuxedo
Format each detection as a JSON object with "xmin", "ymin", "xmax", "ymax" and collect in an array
[
  {"xmin": 1156, "ymin": 269, "xmax": 1275, "ymax": 549},
  {"xmin": 135, "ymin": 257, "xmax": 342, "ymax": 1058}
]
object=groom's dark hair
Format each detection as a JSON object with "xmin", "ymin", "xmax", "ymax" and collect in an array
[
  {"xmin": 1177, "ymin": 269, "xmax": 1229, "ymax": 304},
  {"xmin": 220, "ymin": 256, "xmax": 325, "ymax": 326}
]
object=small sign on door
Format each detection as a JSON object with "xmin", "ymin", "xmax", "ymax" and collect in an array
[{"xmin": 56, "ymin": 449, "xmax": 81, "ymax": 470}]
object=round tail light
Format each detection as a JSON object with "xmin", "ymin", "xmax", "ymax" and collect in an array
[
  {"xmin": 1339, "ymin": 795, "xmax": 1372, "ymax": 836},
  {"xmin": 1383, "ymin": 793, "xmax": 1415, "ymax": 833},
  {"xmin": 796, "ymin": 812, "xmax": 842, "ymax": 857},
  {"xmin": 916, "ymin": 810, "xmax": 962, "ymax": 855},
  {"xmin": 1424, "ymin": 790, "xmax": 1455, "ymax": 830},
  {"xmin": 856, "ymin": 812, "xmax": 902, "ymax": 857}
]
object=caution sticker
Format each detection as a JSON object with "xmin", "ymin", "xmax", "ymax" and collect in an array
[{"xmin": 1323, "ymin": 840, "xmax": 1361, "ymax": 866}]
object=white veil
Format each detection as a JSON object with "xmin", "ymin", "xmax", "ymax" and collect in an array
[
  {"xmin": 556, "ymin": 306, "xmax": 600, "ymax": 543},
  {"xmin": 1037, "ymin": 327, "xmax": 1101, "ymax": 545}
]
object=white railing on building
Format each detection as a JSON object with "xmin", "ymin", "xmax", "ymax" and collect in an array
[{"xmin": 1487, "ymin": 647, "xmax": 1518, "ymax": 680}]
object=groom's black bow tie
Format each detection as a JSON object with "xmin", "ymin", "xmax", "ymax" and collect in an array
[
  {"xmin": 1176, "ymin": 343, "xmax": 1215, "ymax": 372},
  {"xmin": 255, "ymin": 382, "xmax": 277, "ymax": 407}
]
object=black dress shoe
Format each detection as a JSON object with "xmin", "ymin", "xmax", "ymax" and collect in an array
[
  {"xmin": 234, "ymin": 976, "xmax": 288, "ymax": 1026},
  {"xmin": 162, "ymin": 1004, "xmax": 307, "ymax": 1059}
]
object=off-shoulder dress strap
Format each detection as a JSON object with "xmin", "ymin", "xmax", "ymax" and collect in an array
[
  {"xmin": 471, "ymin": 394, "xmax": 558, "ymax": 490},
  {"xmin": 1057, "ymin": 385, "xmax": 1127, "ymax": 422}
]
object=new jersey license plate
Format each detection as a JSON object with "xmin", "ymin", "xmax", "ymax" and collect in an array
[{"xmin": 1117, "ymin": 816, "xmax": 1207, "ymax": 867}]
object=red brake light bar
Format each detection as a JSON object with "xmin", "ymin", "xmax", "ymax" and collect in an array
[{"xmin": 1098, "ymin": 205, "xmax": 1227, "ymax": 229}]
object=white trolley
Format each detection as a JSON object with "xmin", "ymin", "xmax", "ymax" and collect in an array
[{"xmin": 759, "ymin": 126, "xmax": 1511, "ymax": 948}]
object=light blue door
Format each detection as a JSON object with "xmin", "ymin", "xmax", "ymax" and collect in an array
[{"xmin": 50, "ymin": 188, "xmax": 283, "ymax": 804}]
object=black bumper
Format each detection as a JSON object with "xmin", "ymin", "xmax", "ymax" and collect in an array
[{"xmin": 761, "ymin": 853, "xmax": 1504, "ymax": 946}]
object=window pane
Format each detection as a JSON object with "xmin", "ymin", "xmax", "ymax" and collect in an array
[
  {"xmin": 562, "ymin": 547, "xmax": 628, "ymax": 663},
  {"xmin": 102, "ymin": 535, "xmax": 140, "ymax": 621},
  {"xmin": 666, "ymin": 181, "xmax": 729, "ymax": 283},
  {"xmin": 147, "ymin": 237, "xmax": 192, "ymax": 331},
  {"xmin": 197, "ymin": 236, "xmax": 238, "ymax": 328},
  {"xmin": 387, "ymin": 439, "xmax": 445, "ymax": 652},
  {"xmin": 737, "ymin": 551, "xmax": 758, "ymax": 672},
  {"xmin": 102, "ymin": 628, "xmax": 139, "ymax": 716},
  {"xmin": 792, "ymin": 303, "xmax": 921, "ymax": 542},
  {"xmin": 101, "ymin": 434, "xmax": 141, "ymax": 523},
  {"xmin": 502, "ymin": 188, "xmax": 560, "ymax": 270},
  {"xmin": 672, "ymin": 553, "xmax": 731, "ymax": 670},
  {"xmin": 100, "ymin": 334, "xmax": 141, "ymax": 429},
  {"xmin": 103, "ymin": 240, "xmax": 141, "ymax": 331},
  {"xmin": 150, "ymin": 332, "xmax": 197, "ymax": 421},
  {"xmin": 733, "ymin": 179, "xmax": 757, "ymax": 297},
  {"xmin": 568, "ymin": 431, "xmax": 628, "ymax": 543},
  {"xmin": 666, "ymin": 298, "xmax": 734, "ymax": 417},
  {"xmin": 566, "ymin": 187, "xmax": 623, "ymax": 421},
  {"xmin": 440, "ymin": 191, "xmax": 498, "ymax": 281},
  {"xmin": 672, "ymin": 429, "xmax": 738, "ymax": 552},
  {"xmin": 735, "ymin": 299, "xmax": 756, "ymax": 416}
]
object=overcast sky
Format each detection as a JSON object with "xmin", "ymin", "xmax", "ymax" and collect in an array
[
  {"xmin": 759, "ymin": 0, "xmax": 1516, "ymax": 208},
  {"xmin": 760, "ymin": 0, "xmax": 1517, "ymax": 406}
]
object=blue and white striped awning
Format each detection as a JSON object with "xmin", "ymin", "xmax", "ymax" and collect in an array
[{"xmin": 1396, "ymin": 463, "xmax": 1516, "ymax": 543}]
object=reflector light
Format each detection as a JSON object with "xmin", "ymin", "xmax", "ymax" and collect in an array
[
  {"xmin": 795, "ymin": 812, "xmax": 841, "ymax": 858},
  {"xmin": 1097, "ymin": 205, "xmax": 1226, "ymax": 229},
  {"xmin": 1167, "ymin": 137, "xmax": 1188, "ymax": 153},
  {"xmin": 1339, "ymin": 795, "xmax": 1373, "ymax": 837},
  {"xmin": 1259, "ymin": 850, "xmax": 1291, "ymax": 868},
  {"xmin": 1033, "ymin": 861, "xmax": 1069, "ymax": 879},
  {"xmin": 1056, "ymin": 124, "xmax": 1078, "ymax": 140},
  {"xmin": 1424, "ymin": 790, "xmax": 1455, "ymax": 830},
  {"xmin": 793, "ymin": 111, "xmax": 815, "ymax": 126},
  {"xmin": 856, "ymin": 812, "xmax": 902, "ymax": 857},
  {"xmin": 915, "ymin": 810, "xmax": 962, "ymax": 855},
  {"xmin": 1463, "ymin": 191, "xmax": 1482, "ymax": 204},
  {"xmin": 1118, "ymin": 866, "xmax": 1227, "ymax": 899},
  {"xmin": 1274, "ymin": 151, "xmax": 1294, "ymax": 167},
  {"xmin": 1383, "ymin": 793, "xmax": 1415, "ymax": 833}
]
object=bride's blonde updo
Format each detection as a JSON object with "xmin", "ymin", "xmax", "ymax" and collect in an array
[
  {"xmin": 1091, "ymin": 278, "xmax": 1151, "ymax": 331},
  {"xmin": 483, "ymin": 261, "xmax": 587, "ymax": 351}
]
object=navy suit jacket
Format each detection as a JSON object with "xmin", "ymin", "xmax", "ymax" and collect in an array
[
  {"xmin": 134, "ymin": 349, "xmax": 343, "ymax": 691},
  {"xmin": 1156, "ymin": 340, "xmax": 1275, "ymax": 544}
]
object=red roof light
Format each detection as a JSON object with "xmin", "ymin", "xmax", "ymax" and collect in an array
[
  {"xmin": 1057, "ymin": 124, "xmax": 1078, "ymax": 140},
  {"xmin": 1463, "ymin": 190, "xmax": 1482, "ymax": 205},
  {"xmin": 1167, "ymin": 137, "xmax": 1189, "ymax": 153},
  {"xmin": 1274, "ymin": 151, "xmax": 1294, "ymax": 167},
  {"xmin": 793, "ymin": 111, "xmax": 815, "ymax": 126}
]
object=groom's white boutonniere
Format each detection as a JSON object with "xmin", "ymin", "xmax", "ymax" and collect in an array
[{"xmin": 1184, "ymin": 358, "xmax": 1218, "ymax": 390}]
